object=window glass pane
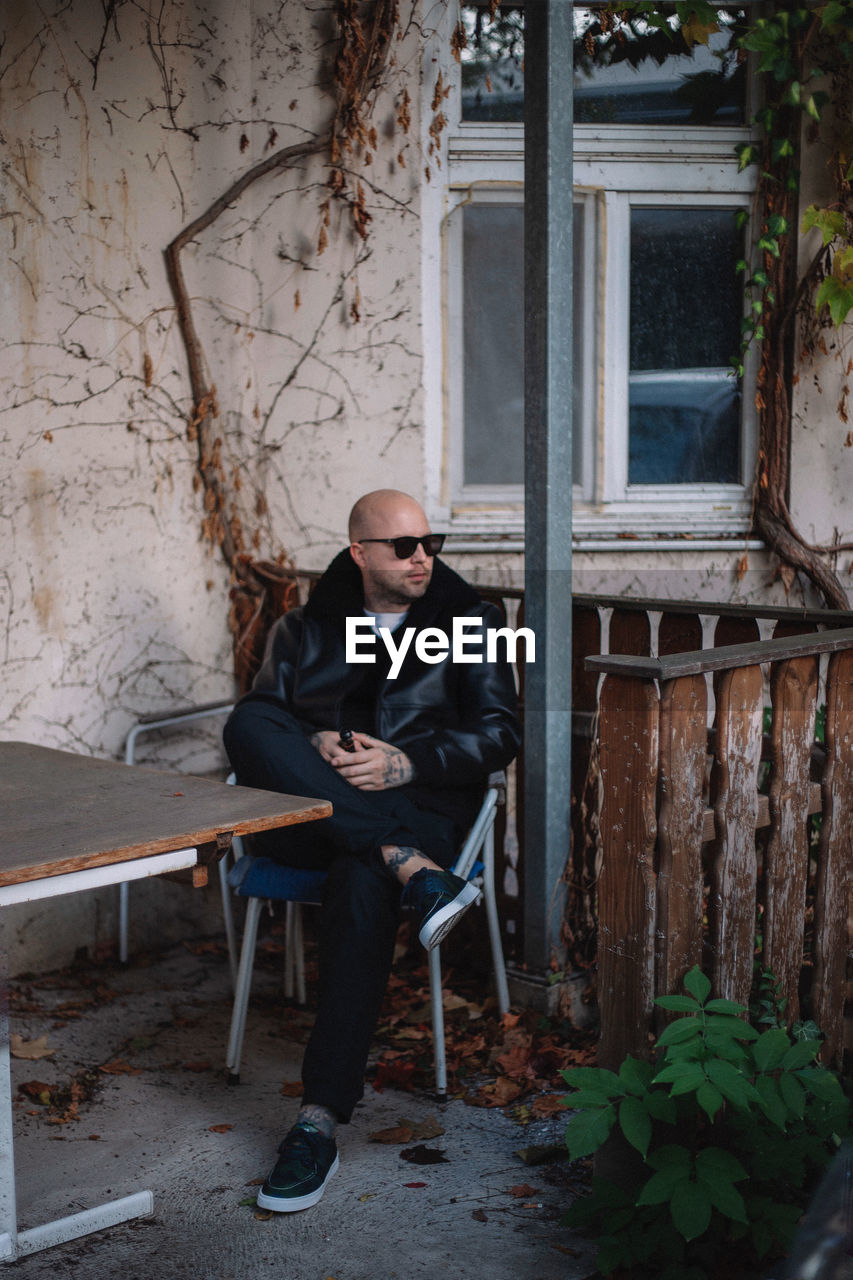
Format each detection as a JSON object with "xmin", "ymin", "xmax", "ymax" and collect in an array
[
  {"xmin": 462, "ymin": 203, "xmax": 584, "ymax": 488},
  {"xmin": 461, "ymin": 6, "xmax": 524, "ymax": 122},
  {"xmin": 628, "ymin": 206, "xmax": 742, "ymax": 485},
  {"xmin": 460, "ymin": 6, "xmax": 746, "ymax": 126}
]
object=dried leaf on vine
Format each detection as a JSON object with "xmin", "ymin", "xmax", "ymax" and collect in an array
[
  {"xmin": 396, "ymin": 88, "xmax": 411, "ymax": 133},
  {"xmin": 450, "ymin": 22, "xmax": 467, "ymax": 63}
]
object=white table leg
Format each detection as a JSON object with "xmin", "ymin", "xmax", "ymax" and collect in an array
[
  {"xmin": 0, "ymin": 969, "xmax": 18, "ymax": 1260},
  {"xmin": 0, "ymin": 846, "xmax": 197, "ymax": 1261},
  {"xmin": 12, "ymin": 1193, "xmax": 154, "ymax": 1259}
]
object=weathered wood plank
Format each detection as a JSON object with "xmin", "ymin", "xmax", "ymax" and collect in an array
[
  {"xmin": 763, "ymin": 656, "xmax": 819, "ymax": 1022},
  {"xmin": 655, "ymin": 674, "xmax": 707, "ymax": 1013},
  {"xmin": 586, "ymin": 627, "xmax": 853, "ymax": 682},
  {"xmin": 812, "ymin": 649, "xmax": 853, "ymax": 1064},
  {"xmin": 596, "ymin": 674, "xmax": 659, "ymax": 1069},
  {"xmin": 0, "ymin": 742, "xmax": 331, "ymax": 887},
  {"xmin": 708, "ymin": 664, "xmax": 763, "ymax": 1005}
]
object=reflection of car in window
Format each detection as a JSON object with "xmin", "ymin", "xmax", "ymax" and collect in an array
[{"xmin": 628, "ymin": 369, "xmax": 741, "ymax": 486}]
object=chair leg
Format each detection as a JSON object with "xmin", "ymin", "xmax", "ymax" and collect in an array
[
  {"xmin": 118, "ymin": 882, "xmax": 129, "ymax": 964},
  {"xmin": 429, "ymin": 944, "xmax": 447, "ymax": 1097},
  {"xmin": 482, "ymin": 824, "xmax": 510, "ymax": 1015},
  {"xmin": 293, "ymin": 904, "xmax": 306, "ymax": 1005},
  {"xmin": 218, "ymin": 856, "xmax": 239, "ymax": 991},
  {"xmin": 226, "ymin": 896, "xmax": 263, "ymax": 1080},
  {"xmin": 284, "ymin": 902, "xmax": 295, "ymax": 1000}
]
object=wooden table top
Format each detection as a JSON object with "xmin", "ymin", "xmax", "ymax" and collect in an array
[{"xmin": 0, "ymin": 741, "xmax": 332, "ymax": 887}]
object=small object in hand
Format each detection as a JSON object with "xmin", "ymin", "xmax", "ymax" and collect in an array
[{"xmin": 338, "ymin": 728, "xmax": 356, "ymax": 753}]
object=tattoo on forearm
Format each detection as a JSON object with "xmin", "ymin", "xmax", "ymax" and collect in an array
[
  {"xmin": 310, "ymin": 732, "xmax": 323, "ymax": 751},
  {"xmin": 380, "ymin": 744, "xmax": 414, "ymax": 787},
  {"xmin": 382, "ymin": 845, "xmax": 421, "ymax": 873}
]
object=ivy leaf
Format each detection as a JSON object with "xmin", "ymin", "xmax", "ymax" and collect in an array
[
  {"xmin": 680, "ymin": 14, "xmax": 719, "ymax": 48},
  {"xmin": 816, "ymin": 275, "xmax": 853, "ymax": 327},
  {"xmin": 562, "ymin": 1087, "xmax": 623, "ymax": 1111},
  {"xmin": 780, "ymin": 1040, "xmax": 820, "ymax": 1071},
  {"xmin": 696, "ymin": 1081, "xmax": 724, "ymax": 1121},
  {"xmin": 671, "ymin": 1181, "xmax": 712, "ymax": 1242},
  {"xmin": 644, "ymin": 1087, "xmax": 678, "ymax": 1125},
  {"xmin": 754, "ymin": 1074, "xmax": 787, "ymax": 1129},
  {"xmin": 802, "ymin": 204, "xmax": 847, "ymax": 246},
  {"xmin": 699, "ymin": 1174, "xmax": 748, "ymax": 1224},
  {"xmin": 618, "ymin": 1055, "xmax": 655, "ymax": 1096},
  {"xmin": 752, "ymin": 1027, "xmax": 791, "ymax": 1073},
  {"xmin": 704, "ymin": 998, "xmax": 750, "ymax": 1016},
  {"xmin": 779, "ymin": 1070, "xmax": 806, "ymax": 1119},
  {"xmin": 565, "ymin": 1105, "xmax": 616, "ymax": 1160},
  {"xmin": 736, "ymin": 143, "xmax": 758, "ymax": 172},
  {"xmin": 797, "ymin": 1067, "xmax": 845, "ymax": 1104},
  {"xmin": 637, "ymin": 1167, "xmax": 683, "ymax": 1206},
  {"xmin": 620, "ymin": 1095, "xmax": 653, "ymax": 1158},
  {"xmin": 561, "ymin": 1066, "xmax": 622, "ymax": 1092},
  {"xmin": 657, "ymin": 1018, "xmax": 702, "ymax": 1049},
  {"xmin": 682, "ymin": 966, "xmax": 711, "ymax": 1005},
  {"xmin": 655, "ymin": 994, "xmax": 701, "ymax": 1012},
  {"xmin": 705, "ymin": 1059, "xmax": 758, "ymax": 1109},
  {"xmin": 695, "ymin": 1146, "xmax": 748, "ymax": 1183},
  {"xmin": 835, "ymin": 245, "xmax": 853, "ymax": 280}
]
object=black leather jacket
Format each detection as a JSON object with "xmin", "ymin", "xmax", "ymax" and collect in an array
[{"xmin": 246, "ymin": 550, "xmax": 521, "ymax": 819}]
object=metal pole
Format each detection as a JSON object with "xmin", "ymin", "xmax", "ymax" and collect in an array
[{"xmin": 523, "ymin": 0, "xmax": 574, "ymax": 971}]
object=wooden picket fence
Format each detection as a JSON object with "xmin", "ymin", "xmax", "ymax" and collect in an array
[{"xmin": 586, "ymin": 627, "xmax": 853, "ymax": 1069}]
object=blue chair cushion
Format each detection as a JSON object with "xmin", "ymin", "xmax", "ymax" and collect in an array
[{"xmin": 227, "ymin": 856, "xmax": 327, "ymax": 904}]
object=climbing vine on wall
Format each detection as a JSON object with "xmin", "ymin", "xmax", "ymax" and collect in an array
[{"xmin": 580, "ymin": 1, "xmax": 853, "ymax": 607}]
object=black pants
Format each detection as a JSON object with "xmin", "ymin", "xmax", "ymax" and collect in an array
[{"xmin": 223, "ymin": 699, "xmax": 457, "ymax": 1121}]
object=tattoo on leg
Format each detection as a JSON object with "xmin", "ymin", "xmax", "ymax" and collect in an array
[
  {"xmin": 297, "ymin": 1102, "xmax": 337, "ymax": 1138},
  {"xmin": 381, "ymin": 845, "xmax": 421, "ymax": 874}
]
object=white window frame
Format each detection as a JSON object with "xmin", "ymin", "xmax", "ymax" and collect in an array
[{"xmin": 421, "ymin": 12, "xmax": 760, "ymax": 543}]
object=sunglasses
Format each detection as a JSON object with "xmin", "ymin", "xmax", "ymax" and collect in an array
[{"xmin": 357, "ymin": 533, "xmax": 446, "ymax": 559}]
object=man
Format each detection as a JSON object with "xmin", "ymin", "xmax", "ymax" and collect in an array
[{"xmin": 224, "ymin": 489, "xmax": 520, "ymax": 1212}]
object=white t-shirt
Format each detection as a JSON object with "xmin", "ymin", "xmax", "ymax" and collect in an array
[{"xmin": 365, "ymin": 609, "xmax": 408, "ymax": 633}]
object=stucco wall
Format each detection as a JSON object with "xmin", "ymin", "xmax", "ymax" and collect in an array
[{"xmin": 0, "ymin": 0, "xmax": 427, "ymax": 971}]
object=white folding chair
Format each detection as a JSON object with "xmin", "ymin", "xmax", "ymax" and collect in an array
[
  {"xmin": 224, "ymin": 773, "xmax": 510, "ymax": 1096},
  {"xmin": 121, "ymin": 701, "xmax": 235, "ymax": 967}
]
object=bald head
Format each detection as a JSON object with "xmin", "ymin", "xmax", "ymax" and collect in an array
[
  {"xmin": 348, "ymin": 490, "xmax": 427, "ymax": 542},
  {"xmin": 348, "ymin": 489, "xmax": 436, "ymax": 612}
]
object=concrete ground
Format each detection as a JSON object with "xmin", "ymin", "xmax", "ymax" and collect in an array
[{"xmin": 5, "ymin": 937, "xmax": 595, "ymax": 1280}]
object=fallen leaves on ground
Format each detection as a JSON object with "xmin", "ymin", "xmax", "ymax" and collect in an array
[
  {"xmin": 370, "ymin": 959, "xmax": 595, "ymax": 1113},
  {"xmin": 369, "ymin": 1114, "xmax": 444, "ymax": 1144},
  {"xmin": 10, "ymin": 1033, "xmax": 55, "ymax": 1060},
  {"xmin": 209, "ymin": 1123, "xmax": 233, "ymax": 1133},
  {"xmin": 400, "ymin": 1144, "xmax": 449, "ymax": 1165},
  {"xmin": 508, "ymin": 1183, "xmax": 539, "ymax": 1198},
  {"xmin": 19, "ymin": 1080, "xmax": 53, "ymax": 1105}
]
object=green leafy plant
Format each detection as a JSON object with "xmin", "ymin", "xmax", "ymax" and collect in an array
[{"xmin": 562, "ymin": 966, "xmax": 850, "ymax": 1279}]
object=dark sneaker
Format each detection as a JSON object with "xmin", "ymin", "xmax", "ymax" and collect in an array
[
  {"xmin": 256, "ymin": 1121, "xmax": 339, "ymax": 1212},
  {"xmin": 401, "ymin": 868, "xmax": 481, "ymax": 950}
]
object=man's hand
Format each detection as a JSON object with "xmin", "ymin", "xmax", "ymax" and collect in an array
[
  {"xmin": 314, "ymin": 730, "xmax": 414, "ymax": 791},
  {"xmin": 309, "ymin": 730, "xmax": 346, "ymax": 764}
]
